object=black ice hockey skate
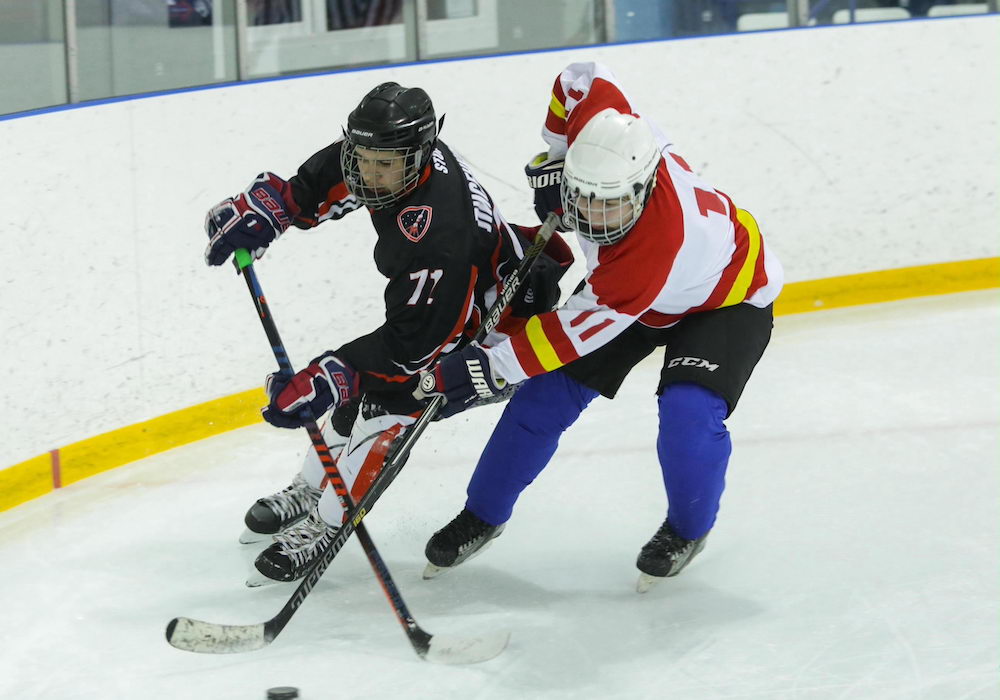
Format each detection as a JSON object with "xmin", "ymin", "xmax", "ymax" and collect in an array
[
  {"xmin": 240, "ymin": 473, "xmax": 322, "ymax": 544},
  {"xmin": 635, "ymin": 519, "xmax": 708, "ymax": 593},
  {"xmin": 423, "ymin": 508, "xmax": 505, "ymax": 579},
  {"xmin": 248, "ymin": 510, "xmax": 338, "ymax": 586}
]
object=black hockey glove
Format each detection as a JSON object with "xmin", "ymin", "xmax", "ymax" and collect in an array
[
  {"xmin": 204, "ymin": 172, "xmax": 296, "ymax": 266},
  {"xmin": 525, "ymin": 152, "xmax": 569, "ymax": 231},
  {"xmin": 511, "ymin": 254, "xmax": 563, "ymax": 317},
  {"xmin": 509, "ymin": 223, "xmax": 575, "ymax": 317}
]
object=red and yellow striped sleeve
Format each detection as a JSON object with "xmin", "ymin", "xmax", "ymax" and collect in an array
[
  {"xmin": 542, "ymin": 62, "xmax": 638, "ymax": 153},
  {"xmin": 488, "ymin": 299, "xmax": 637, "ymax": 385},
  {"xmin": 544, "ymin": 76, "xmax": 568, "ymax": 139}
]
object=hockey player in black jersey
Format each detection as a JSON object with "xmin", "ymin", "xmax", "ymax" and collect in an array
[{"xmin": 204, "ymin": 82, "xmax": 571, "ymax": 585}]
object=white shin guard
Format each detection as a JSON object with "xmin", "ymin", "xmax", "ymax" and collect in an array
[
  {"xmin": 315, "ymin": 410, "xmax": 416, "ymax": 526},
  {"xmin": 298, "ymin": 419, "xmax": 348, "ymax": 490}
]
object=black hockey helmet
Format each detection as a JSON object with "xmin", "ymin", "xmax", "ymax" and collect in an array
[{"xmin": 341, "ymin": 82, "xmax": 439, "ymax": 209}]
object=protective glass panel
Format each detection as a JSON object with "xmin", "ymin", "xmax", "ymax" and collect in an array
[
  {"xmin": 0, "ymin": 0, "xmax": 67, "ymax": 115},
  {"xmin": 610, "ymin": 1, "xmax": 994, "ymax": 39},
  {"xmin": 610, "ymin": 1, "xmax": 793, "ymax": 40},
  {"xmin": 418, "ymin": 0, "xmax": 601, "ymax": 60},
  {"xmin": 74, "ymin": 0, "xmax": 237, "ymax": 102},
  {"xmin": 805, "ymin": 0, "xmax": 989, "ymax": 26},
  {"xmin": 244, "ymin": 0, "xmax": 411, "ymax": 79}
]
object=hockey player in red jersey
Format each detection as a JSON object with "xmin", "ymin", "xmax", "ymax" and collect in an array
[
  {"xmin": 418, "ymin": 62, "xmax": 784, "ymax": 592},
  {"xmin": 204, "ymin": 82, "xmax": 571, "ymax": 584}
]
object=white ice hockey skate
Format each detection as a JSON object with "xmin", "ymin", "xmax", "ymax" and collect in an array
[
  {"xmin": 635, "ymin": 519, "xmax": 708, "ymax": 593},
  {"xmin": 239, "ymin": 473, "xmax": 322, "ymax": 545},
  {"xmin": 422, "ymin": 508, "xmax": 505, "ymax": 579}
]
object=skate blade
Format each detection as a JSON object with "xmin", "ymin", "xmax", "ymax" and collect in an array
[
  {"xmin": 422, "ymin": 535, "xmax": 500, "ymax": 580},
  {"xmin": 238, "ymin": 528, "xmax": 274, "ymax": 545},
  {"xmin": 636, "ymin": 572, "xmax": 664, "ymax": 593},
  {"xmin": 245, "ymin": 569, "xmax": 286, "ymax": 588},
  {"xmin": 422, "ymin": 563, "xmax": 449, "ymax": 580}
]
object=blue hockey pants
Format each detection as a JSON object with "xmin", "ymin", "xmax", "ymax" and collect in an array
[{"xmin": 465, "ymin": 371, "xmax": 732, "ymax": 540}]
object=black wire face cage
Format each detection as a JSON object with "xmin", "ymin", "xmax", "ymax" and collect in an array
[
  {"xmin": 340, "ymin": 140, "xmax": 430, "ymax": 210},
  {"xmin": 560, "ymin": 175, "xmax": 655, "ymax": 245}
]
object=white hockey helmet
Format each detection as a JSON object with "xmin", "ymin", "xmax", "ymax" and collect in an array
[{"xmin": 560, "ymin": 108, "xmax": 661, "ymax": 245}]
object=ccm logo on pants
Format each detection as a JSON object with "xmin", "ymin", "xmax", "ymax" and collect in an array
[{"xmin": 667, "ymin": 357, "xmax": 719, "ymax": 371}]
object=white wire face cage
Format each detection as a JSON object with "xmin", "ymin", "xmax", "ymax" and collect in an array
[
  {"xmin": 340, "ymin": 141, "xmax": 428, "ymax": 210},
  {"xmin": 560, "ymin": 174, "xmax": 654, "ymax": 245}
]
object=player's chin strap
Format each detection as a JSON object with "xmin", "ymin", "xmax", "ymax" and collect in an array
[{"xmin": 165, "ymin": 214, "xmax": 557, "ymax": 661}]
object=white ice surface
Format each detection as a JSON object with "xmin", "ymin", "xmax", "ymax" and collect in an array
[{"xmin": 2, "ymin": 291, "xmax": 998, "ymax": 700}]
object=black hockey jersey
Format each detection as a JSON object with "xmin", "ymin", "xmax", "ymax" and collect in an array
[{"xmin": 286, "ymin": 139, "xmax": 531, "ymax": 397}]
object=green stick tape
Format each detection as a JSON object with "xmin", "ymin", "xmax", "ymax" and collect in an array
[{"xmin": 235, "ymin": 249, "xmax": 253, "ymax": 269}]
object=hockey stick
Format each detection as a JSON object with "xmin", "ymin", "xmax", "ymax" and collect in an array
[
  {"xmin": 167, "ymin": 252, "xmax": 502, "ymax": 663},
  {"xmin": 166, "ymin": 213, "xmax": 559, "ymax": 659}
]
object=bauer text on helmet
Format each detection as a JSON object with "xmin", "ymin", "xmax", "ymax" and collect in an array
[{"xmin": 341, "ymin": 82, "xmax": 439, "ymax": 209}]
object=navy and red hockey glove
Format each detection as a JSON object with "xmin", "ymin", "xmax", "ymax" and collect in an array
[
  {"xmin": 417, "ymin": 344, "xmax": 508, "ymax": 419},
  {"xmin": 204, "ymin": 172, "xmax": 298, "ymax": 266},
  {"xmin": 262, "ymin": 352, "xmax": 359, "ymax": 429},
  {"xmin": 525, "ymin": 152, "xmax": 569, "ymax": 231}
]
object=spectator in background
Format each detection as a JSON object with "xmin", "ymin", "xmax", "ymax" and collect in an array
[
  {"xmin": 248, "ymin": 0, "xmax": 302, "ymax": 25},
  {"xmin": 168, "ymin": 0, "xmax": 212, "ymax": 27},
  {"xmin": 327, "ymin": 0, "xmax": 402, "ymax": 29}
]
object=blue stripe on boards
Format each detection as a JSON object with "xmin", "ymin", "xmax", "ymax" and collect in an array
[{"xmin": 10, "ymin": 17, "xmax": 984, "ymax": 122}]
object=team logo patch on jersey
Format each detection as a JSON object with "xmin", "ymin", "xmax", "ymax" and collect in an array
[{"xmin": 397, "ymin": 206, "xmax": 433, "ymax": 243}]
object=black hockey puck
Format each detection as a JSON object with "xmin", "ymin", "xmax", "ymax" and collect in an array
[{"xmin": 266, "ymin": 688, "xmax": 299, "ymax": 700}]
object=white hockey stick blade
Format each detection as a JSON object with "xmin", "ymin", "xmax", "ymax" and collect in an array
[
  {"xmin": 166, "ymin": 617, "xmax": 269, "ymax": 654},
  {"xmin": 424, "ymin": 629, "xmax": 511, "ymax": 665},
  {"xmin": 636, "ymin": 572, "xmax": 663, "ymax": 594}
]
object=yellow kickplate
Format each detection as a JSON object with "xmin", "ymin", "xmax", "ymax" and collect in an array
[
  {"xmin": 775, "ymin": 257, "xmax": 999, "ymax": 316},
  {"xmin": 0, "ymin": 454, "xmax": 52, "ymax": 512},
  {"xmin": 1, "ymin": 387, "xmax": 264, "ymax": 512},
  {"xmin": 2, "ymin": 257, "xmax": 998, "ymax": 513}
]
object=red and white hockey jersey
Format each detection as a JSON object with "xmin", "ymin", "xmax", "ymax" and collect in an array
[{"xmin": 488, "ymin": 62, "xmax": 784, "ymax": 384}]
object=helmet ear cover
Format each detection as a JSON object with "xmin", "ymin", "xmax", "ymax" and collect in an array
[
  {"xmin": 341, "ymin": 83, "xmax": 439, "ymax": 209},
  {"xmin": 560, "ymin": 109, "xmax": 661, "ymax": 245}
]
